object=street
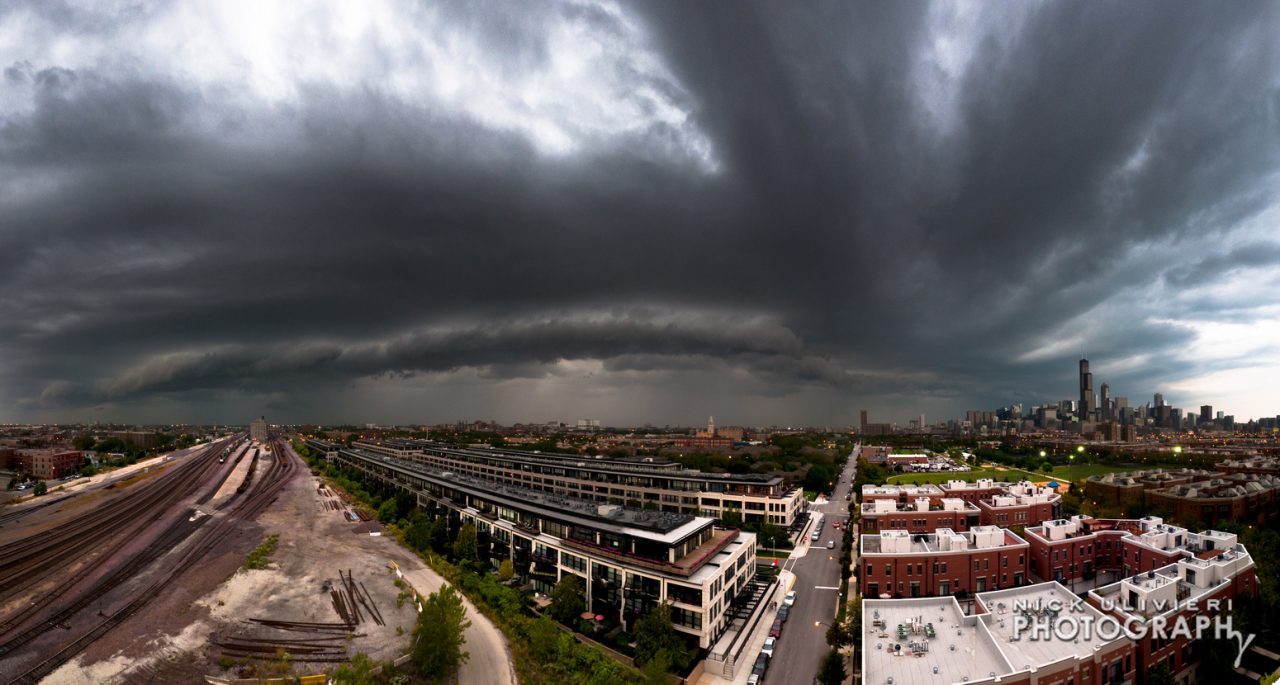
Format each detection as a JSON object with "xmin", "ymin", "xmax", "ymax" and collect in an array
[{"xmin": 763, "ymin": 448, "xmax": 858, "ymax": 685}]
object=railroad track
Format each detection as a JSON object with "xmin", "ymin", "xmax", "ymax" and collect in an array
[
  {"xmin": 0, "ymin": 439, "xmax": 237, "ymax": 606},
  {"xmin": 5, "ymin": 439, "xmax": 300, "ymax": 685},
  {"xmin": 0, "ymin": 437, "xmax": 245, "ymax": 645},
  {"xmin": 0, "ymin": 494, "xmax": 77, "ymax": 528}
]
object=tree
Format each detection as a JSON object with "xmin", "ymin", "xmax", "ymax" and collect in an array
[
  {"xmin": 642, "ymin": 649, "xmax": 672, "ymax": 685},
  {"xmin": 451, "ymin": 523, "xmax": 478, "ymax": 567},
  {"xmin": 33, "ymin": 480, "xmax": 47, "ymax": 496},
  {"xmin": 549, "ymin": 574, "xmax": 586, "ymax": 625},
  {"xmin": 634, "ymin": 603, "xmax": 691, "ymax": 671},
  {"xmin": 816, "ymin": 648, "xmax": 847, "ymax": 685},
  {"xmin": 412, "ymin": 584, "xmax": 471, "ymax": 683},
  {"xmin": 377, "ymin": 498, "xmax": 398, "ymax": 524},
  {"xmin": 329, "ymin": 652, "xmax": 386, "ymax": 685},
  {"xmin": 498, "ymin": 559, "xmax": 515, "ymax": 582},
  {"xmin": 72, "ymin": 433, "xmax": 95, "ymax": 451},
  {"xmin": 1147, "ymin": 663, "xmax": 1175, "ymax": 685}
]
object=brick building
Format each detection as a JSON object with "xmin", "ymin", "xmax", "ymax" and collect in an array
[
  {"xmin": 863, "ymin": 582, "xmax": 1137, "ymax": 685},
  {"xmin": 1088, "ymin": 538, "xmax": 1256, "ymax": 683},
  {"xmin": 1215, "ymin": 455, "xmax": 1280, "ymax": 477},
  {"xmin": 859, "ymin": 496, "xmax": 981, "ymax": 534},
  {"xmin": 1145, "ymin": 473, "xmax": 1280, "ymax": 526},
  {"xmin": 13, "ymin": 449, "xmax": 84, "ymax": 479},
  {"xmin": 938, "ymin": 478, "xmax": 1011, "ymax": 504},
  {"xmin": 859, "ymin": 525, "xmax": 1029, "ymax": 599},
  {"xmin": 975, "ymin": 481, "xmax": 1061, "ymax": 527},
  {"xmin": 1024, "ymin": 515, "xmax": 1240, "ymax": 585},
  {"xmin": 1084, "ymin": 468, "xmax": 1217, "ymax": 509}
]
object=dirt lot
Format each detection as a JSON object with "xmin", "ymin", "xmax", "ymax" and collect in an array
[{"xmin": 44, "ymin": 448, "xmax": 514, "ymax": 685}]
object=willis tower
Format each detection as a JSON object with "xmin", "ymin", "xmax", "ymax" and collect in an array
[{"xmin": 1079, "ymin": 358, "xmax": 1094, "ymax": 422}]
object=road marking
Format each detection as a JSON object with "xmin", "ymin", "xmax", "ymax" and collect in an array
[{"xmin": 813, "ymin": 586, "xmax": 839, "ymax": 590}]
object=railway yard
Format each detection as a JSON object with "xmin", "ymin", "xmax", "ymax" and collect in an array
[{"xmin": 0, "ymin": 436, "xmax": 514, "ymax": 685}]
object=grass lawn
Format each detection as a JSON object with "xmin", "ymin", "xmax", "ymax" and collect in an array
[{"xmin": 885, "ymin": 462, "xmax": 1135, "ymax": 486}]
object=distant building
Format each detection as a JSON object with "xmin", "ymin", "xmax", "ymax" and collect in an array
[
  {"xmin": 109, "ymin": 430, "xmax": 159, "ymax": 449},
  {"xmin": 250, "ymin": 417, "xmax": 269, "ymax": 442},
  {"xmin": 14, "ymin": 449, "xmax": 83, "ymax": 479},
  {"xmin": 1079, "ymin": 358, "xmax": 1094, "ymax": 421}
]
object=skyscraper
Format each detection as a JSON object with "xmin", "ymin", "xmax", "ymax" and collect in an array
[
  {"xmin": 860, "ymin": 409, "xmax": 868, "ymax": 432},
  {"xmin": 1154, "ymin": 393, "xmax": 1165, "ymax": 407},
  {"xmin": 1078, "ymin": 358, "xmax": 1093, "ymax": 423},
  {"xmin": 1100, "ymin": 383, "xmax": 1111, "ymax": 421},
  {"xmin": 1200, "ymin": 405, "xmax": 1213, "ymax": 424}
]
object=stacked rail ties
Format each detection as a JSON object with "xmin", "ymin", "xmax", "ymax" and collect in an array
[
  {"xmin": 0, "ymin": 437, "xmax": 302, "ymax": 685},
  {"xmin": 330, "ymin": 569, "xmax": 385, "ymax": 627}
]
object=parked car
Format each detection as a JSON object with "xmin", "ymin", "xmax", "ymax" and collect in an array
[
  {"xmin": 777, "ymin": 605, "xmax": 790, "ymax": 622},
  {"xmin": 753, "ymin": 653, "xmax": 769, "ymax": 678},
  {"xmin": 783, "ymin": 590, "xmax": 796, "ymax": 607},
  {"xmin": 747, "ymin": 675, "xmax": 760, "ymax": 685},
  {"xmin": 827, "ymin": 540, "xmax": 835, "ymax": 549},
  {"xmin": 761, "ymin": 637, "xmax": 777, "ymax": 658},
  {"xmin": 769, "ymin": 618, "xmax": 783, "ymax": 638}
]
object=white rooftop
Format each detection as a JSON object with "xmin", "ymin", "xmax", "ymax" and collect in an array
[
  {"xmin": 864, "ymin": 582, "xmax": 1130, "ymax": 685},
  {"xmin": 862, "ymin": 597, "xmax": 1011, "ymax": 685}
]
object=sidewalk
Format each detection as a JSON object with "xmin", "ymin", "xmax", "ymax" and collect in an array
[{"xmin": 695, "ymin": 569, "xmax": 796, "ymax": 685}]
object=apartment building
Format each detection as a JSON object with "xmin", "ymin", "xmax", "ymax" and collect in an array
[
  {"xmin": 1084, "ymin": 468, "xmax": 1217, "ymax": 509},
  {"xmin": 863, "ymin": 582, "xmax": 1136, "ymax": 685},
  {"xmin": 860, "ymin": 483, "xmax": 944, "ymax": 503},
  {"xmin": 859, "ymin": 526, "xmax": 1029, "ymax": 599},
  {"xmin": 332, "ymin": 446, "xmax": 758, "ymax": 649},
  {"xmin": 1024, "ymin": 515, "xmax": 1241, "ymax": 585},
  {"xmin": 975, "ymin": 481, "xmax": 1062, "ymax": 528},
  {"xmin": 353, "ymin": 439, "xmax": 806, "ymax": 527},
  {"xmin": 859, "ymin": 496, "xmax": 981, "ymax": 534},
  {"xmin": 1145, "ymin": 473, "xmax": 1280, "ymax": 526},
  {"xmin": 938, "ymin": 478, "xmax": 1012, "ymax": 504},
  {"xmin": 1088, "ymin": 540, "xmax": 1256, "ymax": 683}
]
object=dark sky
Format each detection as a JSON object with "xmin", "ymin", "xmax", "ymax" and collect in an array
[{"xmin": 3, "ymin": 1, "xmax": 1280, "ymax": 426}]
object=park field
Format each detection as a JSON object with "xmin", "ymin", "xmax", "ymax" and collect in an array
[{"xmin": 885, "ymin": 462, "xmax": 1135, "ymax": 486}]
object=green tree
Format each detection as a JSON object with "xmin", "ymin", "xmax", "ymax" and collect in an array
[
  {"xmin": 633, "ymin": 603, "xmax": 690, "ymax": 671},
  {"xmin": 498, "ymin": 559, "xmax": 515, "ymax": 582},
  {"xmin": 549, "ymin": 574, "xmax": 586, "ymax": 625},
  {"xmin": 377, "ymin": 498, "xmax": 398, "ymax": 524},
  {"xmin": 412, "ymin": 584, "xmax": 471, "ymax": 683},
  {"xmin": 330, "ymin": 652, "xmax": 386, "ymax": 685},
  {"xmin": 642, "ymin": 649, "xmax": 672, "ymax": 685},
  {"xmin": 451, "ymin": 523, "xmax": 479, "ymax": 567},
  {"xmin": 1147, "ymin": 663, "xmax": 1175, "ymax": 685},
  {"xmin": 72, "ymin": 433, "xmax": 96, "ymax": 451},
  {"xmin": 33, "ymin": 480, "xmax": 47, "ymax": 496},
  {"xmin": 816, "ymin": 648, "xmax": 847, "ymax": 685}
]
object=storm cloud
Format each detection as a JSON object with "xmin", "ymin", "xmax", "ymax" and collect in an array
[{"xmin": 2, "ymin": 0, "xmax": 1279, "ymax": 425}]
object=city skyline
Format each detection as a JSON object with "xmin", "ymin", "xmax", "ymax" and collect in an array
[{"xmin": 4, "ymin": 3, "xmax": 1280, "ymax": 427}]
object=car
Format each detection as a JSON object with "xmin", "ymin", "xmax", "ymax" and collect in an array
[
  {"xmin": 761, "ymin": 637, "xmax": 776, "ymax": 658},
  {"xmin": 827, "ymin": 540, "xmax": 835, "ymax": 549},
  {"xmin": 769, "ymin": 618, "xmax": 783, "ymax": 638},
  {"xmin": 747, "ymin": 675, "xmax": 760, "ymax": 685},
  {"xmin": 753, "ymin": 653, "xmax": 769, "ymax": 678},
  {"xmin": 776, "ymin": 605, "xmax": 790, "ymax": 622},
  {"xmin": 783, "ymin": 590, "xmax": 796, "ymax": 607}
]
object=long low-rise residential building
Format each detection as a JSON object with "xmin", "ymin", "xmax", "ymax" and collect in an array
[
  {"xmin": 1088, "ymin": 538, "xmax": 1256, "ymax": 683},
  {"xmin": 860, "ymin": 483, "xmax": 944, "ymax": 502},
  {"xmin": 1024, "ymin": 515, "xmax": 1241, "ymax": 585},
  {"xmin": 11, "ymin": 449, "xmax": 83, "ymax": 479},
  {"xmin": 352, "ymin": 439, "xmax": 806, "ymax": 527},
  {"xmin": 976, "ymin": 481, "xmax": 1062, "ymax": 528},
  {"xmin": 1084, "ymin": 468, "xmax": 1218, "ymax": 509},
  {"xmin": 859, "ymin": 526, "xmax": 1029, "ymax": 599},
  {"xmin": 863, "ymin": 582, "xmax": 1137, "ymax": 685},
  {"xmin": 331, "ymin": 445, "xmax": 759, "ymax": 649},
  {"xmin": 859, "ymin": 496, "xmax": 981, "ymax": 534},
  {"xmin": 1145, "ymin": 473, "xmax": 1280, "ymax": 526}
]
